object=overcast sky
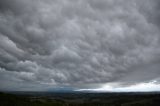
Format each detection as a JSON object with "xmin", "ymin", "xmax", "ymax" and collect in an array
[{"xmin": 0, "ymin": 0, "xmax": 160, "ymax": 91}]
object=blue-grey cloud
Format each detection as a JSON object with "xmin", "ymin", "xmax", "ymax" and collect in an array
[{"xmin": 0, "ymin": 0, "xmax": 160, "ymax": 91}]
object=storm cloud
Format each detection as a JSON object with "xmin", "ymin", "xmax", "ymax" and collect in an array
[{"xmin": 0, "ymin": 0, "xmax": 160, "ymax": 91}]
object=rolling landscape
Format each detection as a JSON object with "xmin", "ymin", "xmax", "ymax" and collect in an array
[{"xmin": 0, "ymin": 91, "xmax": 160, "ymax": 106}]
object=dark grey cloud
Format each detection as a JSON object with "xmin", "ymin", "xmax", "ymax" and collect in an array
[{"xmin": 0, "ymin": 0, "xmax": 160, "ymax": 91}]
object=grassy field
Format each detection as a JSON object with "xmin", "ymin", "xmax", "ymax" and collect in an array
[{"xmin": 0, "ymin": 92, "xmax": 160, "ymax": 106}]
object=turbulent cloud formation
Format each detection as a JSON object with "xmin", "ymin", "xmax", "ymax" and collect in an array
[{"xmin": 0, "ymin": 0, "xmax": 160, "ymax": 91}]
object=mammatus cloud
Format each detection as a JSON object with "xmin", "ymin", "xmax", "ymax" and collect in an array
[{"xmin": 0, "ymin": 0, "xmax": 160, "ymax": 91}]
